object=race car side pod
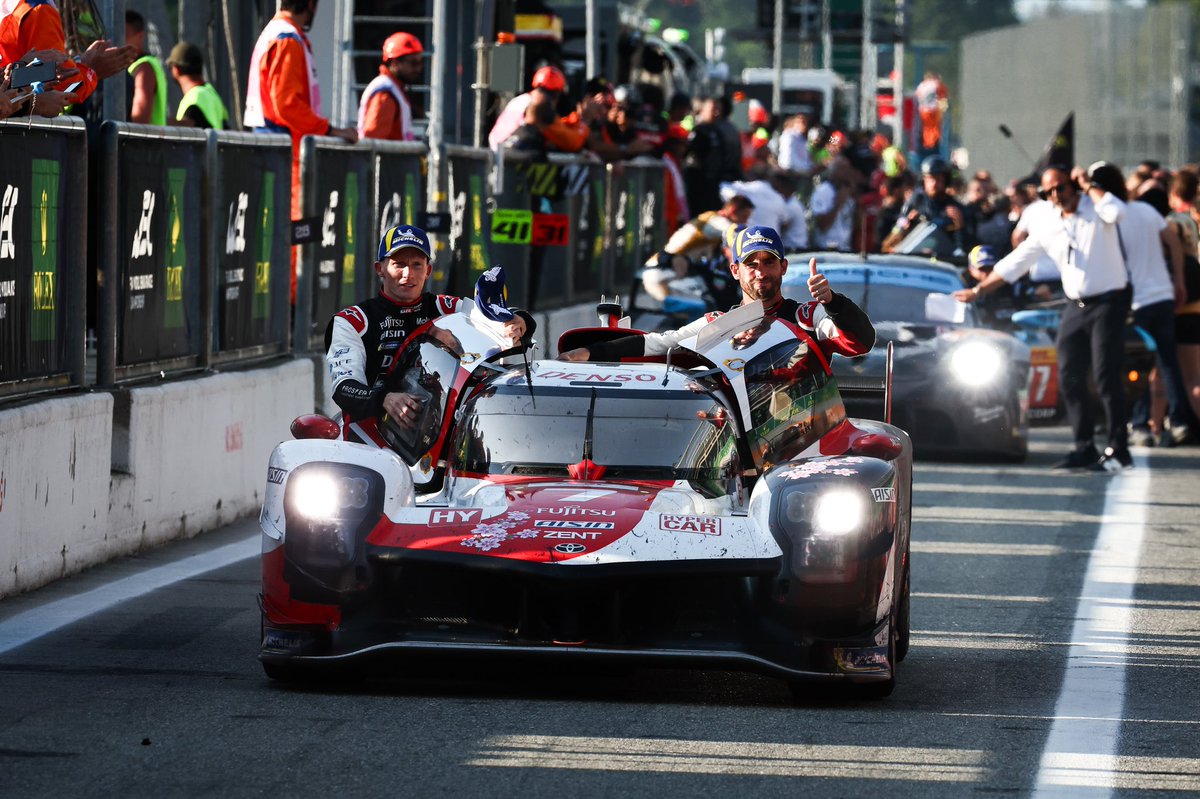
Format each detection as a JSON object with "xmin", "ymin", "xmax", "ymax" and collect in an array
[{"xmin": 885, "ymin": 341, "xmax": 894, "ymax": 426}]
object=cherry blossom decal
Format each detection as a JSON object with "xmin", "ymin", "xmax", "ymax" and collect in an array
[
  {"xmin": 460, "ymin": 510, "xmax": 539, "ymax": 551},
  {"xmin": 776, "ymin": 457, "xmax": 869, "ymax": 480}
]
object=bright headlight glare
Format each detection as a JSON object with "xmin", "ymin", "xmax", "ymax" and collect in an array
[
  {"xmin": 950, "ymin": 340, "xmax": 1004, "ymax": 386},
  {"xmin": 292, "ymin": 471, "xmax": 340, "ymax": 520},
  {"xmin": 812, "ymin": 489, "xmax": 867, "ymax": 536}
]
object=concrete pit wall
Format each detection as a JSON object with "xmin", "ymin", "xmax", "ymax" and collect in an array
[{"xmin": 0, "ymin": 359, "xmax": 314, "ymax": 598}]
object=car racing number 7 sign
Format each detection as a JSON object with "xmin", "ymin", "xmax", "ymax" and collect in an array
[{"xmin": 491, "ymin": 208, "xmax": 569, "ymax": 246}]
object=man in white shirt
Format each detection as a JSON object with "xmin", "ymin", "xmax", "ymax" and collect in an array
[
  {"xmin": 1088, "ymin": 163, "xmax": 1190, "ymax": 447},
  {"xmin": 1012, "ymin": 198, "xmax": 1062, "ymax": 286},
  {"xmin": 720, "ymin": 170, "xmax": 809, "ymax": 251},
  {"xmin": 956, "ymin": 164, "xmax": 1133, "ymax": 471},
  {"xmin": 809, "ymin": 156, "xmax": 858, "ymax": 251}
]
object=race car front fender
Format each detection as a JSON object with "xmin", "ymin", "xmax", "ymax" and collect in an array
[
  {"xmin": 260, "ymin": 439, "xmax": 415, "ymax": 610},
  {"xmin": 749, "ymin": 454, "xmax": 907, "ymax": 631}
]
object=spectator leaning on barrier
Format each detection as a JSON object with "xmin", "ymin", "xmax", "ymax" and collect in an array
[
  {"xmin": 324, "ymin": 225, "xmax": 530, "ymax": 448},
  {"xmin": 125, "ymin": 10, "xmax": 165, "ymax": 125},
  {"xmin": 540, "ymin": 75, "xmax": 612, "ymax": 156},
  {"xmin": 0, "ymin": 0, "xmax": 135, "ymax": 114},
  {"xmin": 356, "ymin": 31, "xmax": 422, "ymax": 141},
  {"xmin": 488, "ymin": 64, "xmax": 564, "ymax": 151},
  {"xmin": 165, "ymin": 42, "xmax": 227, "ymax": 130},
  {"xmin": 658, "ymin": 194, "xmax": 753, "ymax": 263},
  {"xmin": 956, "ymin": 164, "xmax": 1133, "ymax": 471},
  {"xmin": 1088, "ymin": 162, "xmax": 1190, "ymax": 447}
]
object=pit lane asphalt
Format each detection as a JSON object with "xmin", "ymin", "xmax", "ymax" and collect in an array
[{"xmin": 1, "ymin": 426, "xmax": 1198, "ymax": 798}]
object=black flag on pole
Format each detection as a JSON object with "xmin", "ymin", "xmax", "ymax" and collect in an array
[{"xmin": 1022, "ymin": 112, "xmax": 1074, "ymax": 184}]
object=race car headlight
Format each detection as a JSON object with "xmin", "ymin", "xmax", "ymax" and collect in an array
[
  {"xmin": 290, "ymin": 468, "xmax": 373, "ymax": 521},
  {"xmin": 950, "ymin": 340, "xmax": 1004, "ymax": 387},
  {"xmin": 811, "ymin": 489, "xmax": 868, "ymax": 536}
]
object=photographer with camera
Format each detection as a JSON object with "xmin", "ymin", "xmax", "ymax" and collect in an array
[{"xmin": 955, "ymin": 163, "xmax": 1133, "ymax": 471}]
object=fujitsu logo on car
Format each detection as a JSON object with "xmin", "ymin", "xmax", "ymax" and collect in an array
[{"xmin": 537, "ymin": 506, "xmax": 616, "ymax": 516}]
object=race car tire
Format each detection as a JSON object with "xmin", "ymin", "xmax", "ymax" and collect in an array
[
  {"xmin": 896, "ymin": 566, "xmax": 911, "ymax": 662},
  {"xmin": 262, "ymin": 661, "xmax": 305, "ymax": 682}
]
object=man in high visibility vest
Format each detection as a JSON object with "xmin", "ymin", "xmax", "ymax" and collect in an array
[
  {"xmin": 125, "ymin": 9, "xmax": 165, "ymax": 125},
  {"xmin": 357, "ymin": 31, "xmax": 422, "ymax": 141},
  {"xmin": 165, "ymin": 41, "xmax": 227, "ymax": 130},
  {"xmin": 244, "ymin": 0, "xmax": 356, "ymax": 300},
  {"xmin": 0, "ymin": 0, "xmax": 135, "ymax": 112}
]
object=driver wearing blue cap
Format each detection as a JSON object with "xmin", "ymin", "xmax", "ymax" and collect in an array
[
  {"xmin": 560, "ymin": 224, "xmax": 874, "ymax": 362},
  {"xmin": 325, "ymin": 224, "xmax": 530, "ymax": 444}
]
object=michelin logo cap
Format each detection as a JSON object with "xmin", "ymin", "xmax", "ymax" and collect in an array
[
  {"xmin": 735, "ymin": 225, "xmax": 784, "ymax": 262},
  {"xmin": 378, "ymin": 224, "xmax": 432, "ymax": 262}
]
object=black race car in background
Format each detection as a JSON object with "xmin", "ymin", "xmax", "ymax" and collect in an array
[{"xmin": 784, "ymin": 254, "xmax": 1031, "ymax": 460}]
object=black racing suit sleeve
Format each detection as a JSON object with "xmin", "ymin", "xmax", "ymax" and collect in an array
[
  {"xmin": 332, "ymin": 379, "xmax": 385, "ymax": 420},
  {"xmin": 586, "ymin": 335, "xmax": 648, "ymax": 361},
  {"xmin": 822, "ymin": 292, "xmax": 877, "ymax": 352}
]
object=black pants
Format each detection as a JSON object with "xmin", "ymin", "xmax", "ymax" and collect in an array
[{"xmin": 1056, "ymin": 291, "xmax": 1131, "ymax": 452}]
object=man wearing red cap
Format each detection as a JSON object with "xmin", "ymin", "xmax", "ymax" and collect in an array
[
  {"xmin": 357, "ymin": 31, "xmax": 422, "ymax": 141},
  {"xmin": 488, "ymin": 64, "xmax": 565, "ymax": 151}
]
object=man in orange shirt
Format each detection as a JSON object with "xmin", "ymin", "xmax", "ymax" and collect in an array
[
  {"xmin": 0, "ymin": 0, "xmax": 135, "ymax": 113},
  {"xmin": 356, "ymin": 31, "xmax": 422, "ymax": 141},
  {"xmin": 244, "ymin": 0, "xmax": 356, "ymax": 299}
]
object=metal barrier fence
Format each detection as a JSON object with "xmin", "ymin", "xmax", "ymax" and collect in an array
[
  {"xmin": 2, "ymin": 126, "xmax": 673, "ymax": 400},
  {"xmin": 0, "ymin": 117, "xmax": 89, "ymax": 400},
  {"xmin": 294, "ymin": 136, "xmax": 376, "ymax": 352},
  {"xmin": 98, "ymin": 122, "xmax": 209, "ymax": 386},
  {"xmin": 209, "ymin": 131, "xmax": 293, "ymax": 365}
]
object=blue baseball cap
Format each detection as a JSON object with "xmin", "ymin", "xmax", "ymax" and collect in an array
[
  {"xmin": 969, "ymin": 245, "xmax": 997, "ymax": 270},
  {"xmin": 735, "ymin": 225, "xmax": 784, "ymax": 262},
  {"xmin": 474, "ymin": 265, "xmax": 515, "ymax": 322},
  {"xmin": 377, "ymin": 224, "xmax": 432, "ymax": 262}
]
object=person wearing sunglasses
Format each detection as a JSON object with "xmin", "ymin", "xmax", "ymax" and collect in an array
[{"xmin": 955, "ymin": 163, "xmax": 1134, "ymax": 472}]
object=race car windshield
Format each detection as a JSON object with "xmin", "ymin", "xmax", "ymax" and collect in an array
[
  {"xmin": 451, "ymin": 387, "xmax": 741, "ymax": 497},
  {"xmin": 741, "ymin": 340, "xmax": 845, "ymax": 465}
]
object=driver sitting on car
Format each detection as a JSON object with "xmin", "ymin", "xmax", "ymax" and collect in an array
[
  {"xmin": 325, "ymin": 224, "xmax": 530, "ymax": 446},
  {"xmin": 559, "ymin": 225, "xmax": 875, "ymax": 363}
]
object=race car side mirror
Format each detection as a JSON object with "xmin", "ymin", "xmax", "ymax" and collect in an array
[{"xmin": 290, "ymin": 414, "xmax": 340, "ymax": 440}]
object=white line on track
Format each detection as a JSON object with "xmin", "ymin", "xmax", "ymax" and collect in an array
[
  {"xmin": 0, "ymin": 534, "xmax": 259, "ymax": 656},
  {"xmin": 1032, "ymin": 458, "xmax": 1151, "ymax": 798}
]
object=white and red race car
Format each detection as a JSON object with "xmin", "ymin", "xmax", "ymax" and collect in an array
[{"xmin": 259, "ymin": 301, "xmax": 913, "ymax": 698}]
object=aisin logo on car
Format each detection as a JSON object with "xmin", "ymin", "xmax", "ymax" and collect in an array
[{"xmin": 553, "ymin": 542, "xmax": 587, "ymax": 554}]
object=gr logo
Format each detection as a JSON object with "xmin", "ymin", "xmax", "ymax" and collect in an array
[
  {"xmin": 226, "ymin": 192, "xmax": 248, "ymax": 254},
  {"xmin": 0, "ymin": 184, "xmax": 17, "ymax": 260},
  {"xmin": 379, "ymin": 191, "xmax": 402, "ymax": 240},
  {"xmin": 131, "ymin": 190, "xmax": 156, "ymax": 259},
  {"xmin": 322, "ymin": 190, "xmax": 339, "ymax": 248}
]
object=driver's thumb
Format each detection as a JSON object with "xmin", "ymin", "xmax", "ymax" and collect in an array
[{"xmin": 809, "ymin": 257, "xmax": 818, "ymax": 278}]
